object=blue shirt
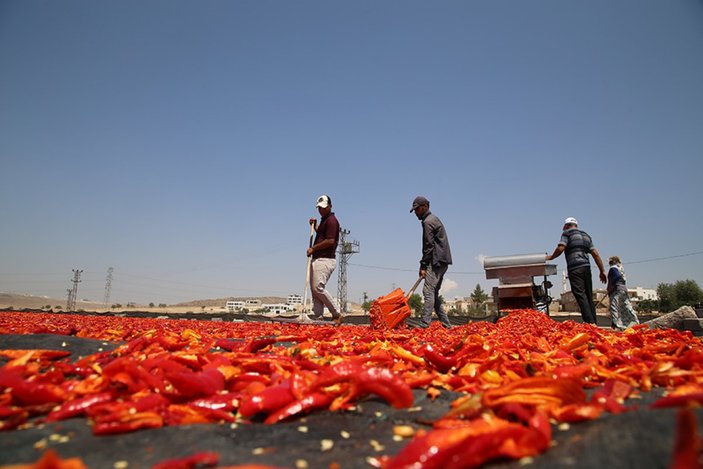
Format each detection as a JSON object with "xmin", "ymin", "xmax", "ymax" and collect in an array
[{"xmin": 607, "ymin": 265, "xmax": 627, "ymax": 292}]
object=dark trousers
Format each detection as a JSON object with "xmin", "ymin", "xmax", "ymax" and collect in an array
[{"xmin": 569, "ymin": 266, "xmax": 597, "ymax": 324}]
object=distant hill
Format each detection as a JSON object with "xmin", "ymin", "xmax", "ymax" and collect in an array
[
  {"xmin": 174, "ymin": 297, "xmax": 288, "ymax": 307},
  {"xmin": 0, "ymin": 293, "xmax": 104, "ymax": 311},
  {"xmin": 0, "ymin": 292, "xmax": 292, "ymax": 311},
  {"xmin": 0, "ymin": 292, "xmax": 375, "ymax": 313}
]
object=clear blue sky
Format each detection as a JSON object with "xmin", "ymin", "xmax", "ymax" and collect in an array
[{"xmin": 2, "ymin": 1, "xmax": 702, "ymax": 306}]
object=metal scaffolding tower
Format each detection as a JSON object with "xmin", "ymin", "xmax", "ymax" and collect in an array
[
  {"xmin": 66, "ymin": 269, "xmax": 82, "ymax": 311},
  {"xmin": 103, "ymin": 267, "xmax": 114, "ymax": 308},
  {"xmin": 337, "ymin": 229, "xmax": 359, "ymax": 314}
]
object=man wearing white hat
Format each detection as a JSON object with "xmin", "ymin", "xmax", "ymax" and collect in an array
[
  {"xmin": 547, "ymin": 217, "xmax": 607, "ymax": 324},
  {"xmin": 306, "ymin": 195, "xmax": 342, "ymax": 324}
]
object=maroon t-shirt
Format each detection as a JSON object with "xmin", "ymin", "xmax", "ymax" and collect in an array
[{"xmin": 313, "ymin": 213, "xmax": 340, "ymax": 259}]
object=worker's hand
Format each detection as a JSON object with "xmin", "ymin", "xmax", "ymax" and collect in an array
[
  {"xmin": 419, "ymin": 268, "xmax": 427, "ymax": 279},
  {"xmin": 307, "ymin": 247, "xmax": 314, "ymax": 257},
  {"xmin": 599, "ymin": 272, "xmax": 607, "ymax": 284},
  {"xmin": 309, "ymin": 218, "xmax": 317, "ymax": 226}
]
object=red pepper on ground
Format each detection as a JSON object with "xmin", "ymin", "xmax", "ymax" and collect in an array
[
  {"xmin": 46, "ymin": 392, "xmax": 114, "ymax": 422},
  {"xmin": 669, "ymin": 408, "xmax": 702, "ymax": 469},
  {"xmin": 422, "ymin": 344, "xmax": 457, "ymax": 373},
  {"xmin": 151, "ymin": 451, "xmax": 219, "ymax": 469},
  {"xmin": 238, "ymin": 381, "xmax": 295, "ymax": 418},
  {"xmin": 263, "ymin": 392, "xmax": 333, "ymax": 424}
]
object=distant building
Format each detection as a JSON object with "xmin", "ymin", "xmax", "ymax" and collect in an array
[
  {"xmin": 287, "ymin": 294, "xmax": 303, "ymax": 306},
  {"xmin": 561, "ymin": 286, "xmax": 658, "ymax": 312},
  {"xmin": 262, "ymin": 303, "xmax": 294, "ymax": 315},
  {"xmin": 630, "ymin": 287, "xmax": 658, "ymax": 301},
  {"xmin": 245, "ymin": 299, "xmax": 261, "ymax": 307},
  {"xmin": 444, "ymin": 297, "xmax": 470, "ymax": 313},
  {"xmin": 225, "ymin": 301, "xmax": 245, "ymax": 311}
]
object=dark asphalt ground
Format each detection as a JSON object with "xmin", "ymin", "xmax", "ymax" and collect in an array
[{"xmin": 1, "ymin": 333, "xmax": 700, "ymax": 469}]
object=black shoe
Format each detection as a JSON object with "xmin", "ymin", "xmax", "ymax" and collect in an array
[
  {"xmin": 416, "ymin": 321, "xmax": 430, "ymax": 329},
  {"xmin": 441, "ymin": 322, "xmax": 452, "ymax": 329}
]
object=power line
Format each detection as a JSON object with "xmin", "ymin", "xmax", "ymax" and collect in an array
[
  {"xmin": 625, "ymin": 251, "xmax": 703, "ymax": 265},
  {"xmin": 349, "ymin": 263, "xmax": 483, "ymax": 275},
  {"xmin": 350, "ymin": 250, "xmax": 703, "ymax": 276}
]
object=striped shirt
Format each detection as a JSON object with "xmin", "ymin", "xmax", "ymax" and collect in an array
[{"xmin": 559, "ymin": 228, "xmax": 595, "ymax": 271}]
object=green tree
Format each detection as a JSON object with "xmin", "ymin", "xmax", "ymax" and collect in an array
[
  {"xmin": 408, "ymin": 293, "xmax": 423, "ymax": 317},
  {"xmin": 657, "ymin": 279, "xmax": 703, "ymax": 313},
  {"xmin": 470, "ymin": 284, "xmax": 489, "ymax": 305},
  {"xmin": 636, "ymin": 299, "xmax": 658, "ymax": 314},
  {"xmin": 149, "ymin": 302, "xmax": 155, "ymax": 308},
  {"xmin": 361, "ymin": 300, "xmax": 372, "ymax": 312},
  {"xmin": 158, "ymin": 303, "xmax": 167, "ymax": 308}
]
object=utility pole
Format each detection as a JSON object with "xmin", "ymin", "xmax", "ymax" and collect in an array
[
  {"xmin": 336, "ymin": 229, "xmax": 359, "ymax": 314},
  {"xmin": 103, "ymin": 267, "xmax": 114, "ymax": 309},
  {"xmin": 66, "ymin": 269, "xmax": 82, "ymax": 311}
]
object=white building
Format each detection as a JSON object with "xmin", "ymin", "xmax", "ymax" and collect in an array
[
  {"xmin": 225, "ymin": 301, "xmax": 245, "ymax": 312},
  {"xmin": 262, "ymin": 303, "xmax": 294, "ymax": 315},
  {"xmin": 287, "ymin": 294, "xmax": 303, "ymax": 306},
  {"xmin": 245, "ymin": 299, "xmax": 261, "ymax": 307},
  {"xmin": 630, "ymin": 287, "xmax": 658, "ymax": 301}
]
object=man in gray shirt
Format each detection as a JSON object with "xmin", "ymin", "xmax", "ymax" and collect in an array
[
  {"xmin": 547, "ymin": 217, "xmax": 607, "ymax": 324},
  {"xmin": 410, "ymin": 196, "xmax": 452, "ymax": 329}
]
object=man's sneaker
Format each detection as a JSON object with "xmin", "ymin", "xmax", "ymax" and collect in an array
[
  {"xmin": 331, "ymin": 315, "xmax": 343, "ymax": 326},
  {"xmin": 416, "ymin": 321, "xmax": 430, "ymax": 329},
  {"xmin": 441, "ymin": 322, "xmax": 452, "ymax": 329}
]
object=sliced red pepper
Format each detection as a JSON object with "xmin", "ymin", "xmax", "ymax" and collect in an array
[
  {"xmin": 92, "ymin": 410, "xmax": 163, "ymax": 435},
  {"xmin": 46, "ymin": 391, "xmax": 114, "ymax": 421},
  {"xmin": 0, "ymin": 405, "xmax": 29, "ymax": 431},
  {"xmin": 238, "ymin": 382, "xmax": 295, "ymax": 418},
  {"xmin": 263, "ymin": 392, "xmax": 333, "ymax": 425},
  {"xmin": 422, "ymin": 344, "xmax": 457, "ymax": 373},
  {"xmin": 310, "ymin": 363, "xmax": 413, "ymax": 409},
  {"xmin": 244, "ymin": 337, "xmax": 277, "ymax": 353},
  {"xmin": 0, "ymin": 369, "xmax": 65, "ymax": 406},
  {"xmin": 188, "ymin": 392, "xmax": 240, "ymax": 412},
  {"xmin": 651, "ymin": 383, "xmax": 703, "ymax": 409},
  {"xmin": 351, "ymin": 367, "xmax": 414, "ymax": 409},
  {"xmin": 551, "ymin": 403, "xmax": 604, "ymax": 422},
  {"xmin": 166, "ymin": 368, "xmax": 225, "ymax": 398},
  {"xmin": 152, "ymin": 451, "xmax": 219, "ymax": 469},
  {"xmin": 669, "ymin": 408, "xmax": 702, "ymax": 469},
  {"xmin": 482, "ymin": 377, "xmax": 585, "ymax": 409},
  {"xmin": 1, "ymin": 449, "xmax": 88, "ymax": 469}
]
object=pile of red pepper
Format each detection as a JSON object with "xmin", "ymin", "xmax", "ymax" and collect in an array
[{"xmin": 1, "ymin": 310, "xmax": 702, "ymax": 468}]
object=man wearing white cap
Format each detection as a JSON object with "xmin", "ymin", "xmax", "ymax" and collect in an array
[
  {"xmin": 547, "ymin": 217, "xmax": 607, "ymax": 324},
  {"xmin": 306, "ymin": 195, "xmax": 342, "ymax": 324}
]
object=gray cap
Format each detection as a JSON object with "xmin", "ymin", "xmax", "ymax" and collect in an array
[{"xmin": 410, "ymin": 196, "xmax": 429, "ymax": 212}]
